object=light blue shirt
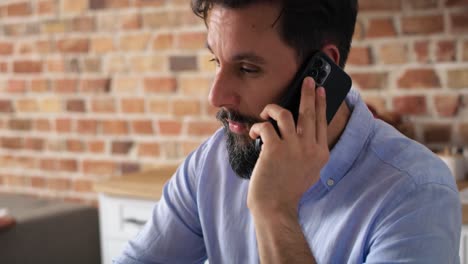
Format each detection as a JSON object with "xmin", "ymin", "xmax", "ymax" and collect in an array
[{"xmin": 115, "ymin": 90, "xmax": 461, "ymax": 263}]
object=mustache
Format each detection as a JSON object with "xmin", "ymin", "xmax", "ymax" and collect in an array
[{"xmin": 216, "ymin": 109, "xmax": 261, "ymax": 126}]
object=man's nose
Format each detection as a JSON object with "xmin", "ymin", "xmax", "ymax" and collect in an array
[{"xmin": 208, "ymin": 71, "xmax": 240, "ymax": 108}]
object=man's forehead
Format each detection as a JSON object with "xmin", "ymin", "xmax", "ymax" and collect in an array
[{"xmin": 206, "ymin": 3, "xmax": 281, "ymax": 33}]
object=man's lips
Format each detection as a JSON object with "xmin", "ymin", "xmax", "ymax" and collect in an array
[{"xmin": 227, "ymin": 119, "xmax": 249, "ymax": 134}]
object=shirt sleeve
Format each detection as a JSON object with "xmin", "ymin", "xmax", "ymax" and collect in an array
[
  {"xmin": 113, "ymin": 147, "xmax": 207, "ymax": 264},
  {"xmin": 364, "ymin": 183, "xmax": 462, "ymax": 264}
]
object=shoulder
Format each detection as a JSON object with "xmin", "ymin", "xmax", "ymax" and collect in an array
[{"xmin": 367, "ymin": 120, "xmax": 457, "ymax": 192}]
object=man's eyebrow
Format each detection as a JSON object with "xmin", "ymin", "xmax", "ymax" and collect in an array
[{"xmin": 205, "ymin": 42, "xmax": 266, "ymax": 64}]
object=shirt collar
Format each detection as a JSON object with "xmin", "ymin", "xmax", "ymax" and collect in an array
[{"xmin": 319, "ymin": 89, "xmax": 374, "ymax": 190}]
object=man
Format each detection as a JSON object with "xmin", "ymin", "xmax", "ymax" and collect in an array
[{"xmin": 115, "ymin": 0, "xmax": 461, "ymax": 263}]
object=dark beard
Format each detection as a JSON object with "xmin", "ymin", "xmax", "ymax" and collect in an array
[{"xmin": 216, "ymin": 109, "xmax": 261, "ymax": 180}]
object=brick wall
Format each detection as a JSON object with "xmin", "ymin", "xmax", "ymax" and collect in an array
[{"xmin": 0, "ymin": 0, "xmax": 467, "ymax": 204}]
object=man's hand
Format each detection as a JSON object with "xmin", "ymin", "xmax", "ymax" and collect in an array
[{"xmin": 248, "ymin": 76, "xmax": 329, "ymax": 216}]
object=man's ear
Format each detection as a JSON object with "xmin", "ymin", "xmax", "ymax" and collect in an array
[{"xmin": 321, "ymin": 44, "xmax": 340, "ymax": 66}]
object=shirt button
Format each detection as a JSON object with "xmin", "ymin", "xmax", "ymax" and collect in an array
[{"xmin": 327, "ymin": 179, "xmax": 335, "ymax": 186}]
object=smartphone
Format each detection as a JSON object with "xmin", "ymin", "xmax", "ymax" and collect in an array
[{"xmin": 254, "ymin": 51, "xmax": 352, "ymax": 151}]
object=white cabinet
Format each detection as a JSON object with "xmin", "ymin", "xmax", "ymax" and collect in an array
[{"xmin": 98, "ymin": 193, "xmax": 157, "ymax": 264}]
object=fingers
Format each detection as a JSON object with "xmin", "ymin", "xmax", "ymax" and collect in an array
[
  {"xmin": 259, "ymin": 104, "xmax": 296, "ymax": 139},
  {"xmin": 297, "ymin": 77, "xmax": 328, "ymax": 146},
  {"xmin": 249, "ymin": 122, "xmax": 280, "ymax": 146},
  {"xmin": 315, "ymin": 87, "xmax": 327, "ymax": 146},
  {"xmin": 297, "ymin": 77, "xmax": 317, "ymax": 141}
]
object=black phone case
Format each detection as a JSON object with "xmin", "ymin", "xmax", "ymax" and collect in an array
[{"xmin": 255, "ymin": 51, "xmax": 352, "ymax": 151}]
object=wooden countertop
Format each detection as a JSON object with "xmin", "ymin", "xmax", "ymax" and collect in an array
[
  {"xmin": 95, "ymin": 167, "xmax": 468, "ymax": 224},
  {"xmin": 93, "ymin": 165, "xmax": 179, "ymax": 200}
]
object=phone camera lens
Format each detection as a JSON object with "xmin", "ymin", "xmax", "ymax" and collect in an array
[
  {"xmin": 313, "ymin": 59, "xmax": 324, "ymax": 68},
  {"xmin": 311, "ymin": 69, "xmax": 319, "ymax": 78}
]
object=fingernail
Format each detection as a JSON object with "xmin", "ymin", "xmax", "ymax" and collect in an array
[{"xmin": 317, "ymin": 87, "xmax": 325, "ymax": 97}]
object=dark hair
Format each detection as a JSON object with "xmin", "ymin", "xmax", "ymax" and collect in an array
[{"xmin": 191, "ymin": 0, "xmax": 358, "ymax": 68}]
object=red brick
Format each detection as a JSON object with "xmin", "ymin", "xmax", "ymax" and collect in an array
[
  {"xmin": 56, "ymin": 118, "xmax": 72, "ymax": 133},
  {"xmin": 24, "ymin": 138, "xmax": 44, "ymax": 151},
  {"xmin": 143, "ymin": 11, "xmax": 174, "ymax": 28},
  {"xmin": 436, "ymin": 40, "xmax": 456, "ymax": 62},
  {"xmin": 398, "ymin": 69, "xmax": 441, "ymax": 89},
  {"xmin": 434, "ymin": 95, "xmax": 461, "ymax": 117},
  {"xmin": 91, "ymin": 98, "xmax": 116, "ymax": 113},
  {"xmin": 67, "ymin": 139, "xmax": 85, "ymax": 152},
  {"xmin": 362, "ymin": 96, "xmax": 387, "ymax": 114},
  {"xmin": 71, "ymin": 17, "xmax": 96, "ymax": 32},
  {"xmin": 182, "ymin": 141, "xmax": 202, "ymax": 156},
  {"xmin": 111, "ymin": 141, "xmax": 134, "ymax": 154},
  {"xmin": 378, "ymin": 43, "xmax": 409, "ymax": 64},
  {"xmin": 129, "ymin": 55, "xmax": 165, "ymax": 72},
  {"xmin": 35, "ymin": 119, "xmax": 51, "ymax": 132},
  {"xmin": 31, "ymin": 176, "xmax": 46, "ymax": 188},
  {"xmin": 359, "ymin": 0, "xmax": 402, "ymax": 11},
  {"xmin": 77, "ymin": 119, "xmax": 98, "ymax": 134},
  {"xmin": 91, "ymin": 36, "xmax": 114, "ymax": 53},
  {"xmin": 134, "ymin": 0, "xmax": 165, "ymax": 7},
  {"xmin": 405, "ymin": 0, "xmax": 438, "ymax": 9},
  {"xmin": 175, "ymin": 32, "xmax": 206, "ymax": 50},
  {"xmin": 132, "ymin": 120, "xmax": 154, "ymax": 135},
  {"xmin": 349, "ymin": 72, "xmax": 388, "ymax": 90},
  {"xmin": 393, "ymin": 96, "xmax": 427, "ymax": 115},
  {"xmin": 172, "ymin": 99, "xmax": 201, "ymax": 116},
  {"xmin": 79, "ymin": 78, "xmax": 110, "ymax": 93},
  {"xmin": 38, "ymin": 0, "xmax": 57, "ymax": 15},
  {"xmin": 347, "ymin": 46, "xmax": 372, "ymax": 65},
  {"xmin": 0, "ymin": 42, "xmax": 14, "ymax": 55},
  {"xmin": 82, "ymin": 160, "xmax": 116, "ymax": 175},
  {"xmin": 41, "ymin": 159, "xmax": 78, "ymax": 172},
  {"xmin": 187, "ymin": 121, "xmax": 220, "ymax": 136},
  {"xmin": 83, "ymin": 57, "xmax": 101, "ymax": 73},
  {"xmin": 73, "ymin": 179, "xmax": 94, "ymax": 192},
  {"xmin": 62, "ymin": 0, "xmax": 88, "ymax": 13},
  {"xmin": 170, "ymin": 56, "xmax": 198, "ymax": 72},
  {"xmin": 447, "ymin": 68, "xmax": 468, "ymax": 89},
  {"xmin": 31, "ymin": 79, "xmax": 50, "ymax": 92},
  {"xmin": 13, "ymin": 60, "xmax": 43, "ymax": 73},
  {"xmin": 152, "ymin": 33, "xmax": 174, "ymax": 50},
  {"xmin": 401, "ymin": 15, "xmax": 444, "ymax": 35},
  {"xmin": 173, "ymin": 10, "xmax": 201, "ymax": 27},
  {"xmin": 102, "ymin": 120, "xmax": 129, "ymax": 135},
  {"xmin": 7, "ymin": 80, "xmax": 27, "ymax": 93},
  {"xmin": 90, "ymin": 0, "xmax": 130, "ymax": 9},
  {"xmin": 353, "ymin": 20, "xmax": 364, "ymax": 41},
  {"xmin": 0, "ymin": 100, "xmax": 14, "ymax": 113},
  {"xmin": 414, "ymin": 41, "xmax": 430, "ymax": 63},
  {"xmin": 148, "ymin": 99, "xmax": 170, "ymax": 114},
  {"xmin": 46, "ymin": 59, "xmax": 65, "ymax": 72},
  {"xmin": 451, "ymin": 13, "xmax": 468, "ymax": 33},
  {"xmin": 121, "ymin": 98, "xmax": 145, "ymax": 113},
  {"xmin": 121, "ymin": 13, "xmax": 142, "ymax": 30},
  {"xmin": 47, "ymin": 178, "xmax": 72, "ymax": 190},
  {"xmin": 367, "ymin": 18, "xmax": 397, "ymax": 38},
  {"xmin": 53, "ymin": 79, "xmax": 77, "ymax": 93},
  {"xmin": 1, "ymin": 137, "xmax": 23, "ymax": 149},
  {"xmin": 158, "ymin": 120, "xmax": 182, "ymax": 135},
  {"xmin": 423, "ymin": 124, "xmax": 452, "ymax": 144},
  {"xmin": 138, "ymin": 142, "xmax": 161, "ymax": 157},
  {"xmin": 119, "ymin": 33, "xmax": 151, "ymax": 51},
  {"xmin": 144, "ymin": 77, "xmax": 177, "ymax": 93},
  {"xmin": 66, "ymin": 99, "xmax": 86, "ymax": 112},
  {"xmin": 7, "ymin": 2, "xmax": 31, "ymax": 17},
  {"xmin": 9, "ymin": 119, "xmax": 32, "ymax": 131},
  {"xmin": 16, "ymin": 99, "xmax": 38, "ymax": 112},
  {"xmin": 57, "ymin": 38, "xmax": 90, "ymax": 53},
  {"xmin": 0, "ymin": 62, "xmax": 7, "ymax": 72},
  {"xmin": 88, "ymin": 140, "xmax": 106, "ymax": 153}
]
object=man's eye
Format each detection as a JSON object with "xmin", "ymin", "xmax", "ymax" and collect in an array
[
  {"xmin": 209, "ymin": 58, "xmax": 219, "ymax": 66},
  {"xmin": 240, "ymin": 67, "xmax": 259, "ymax": 74}
]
